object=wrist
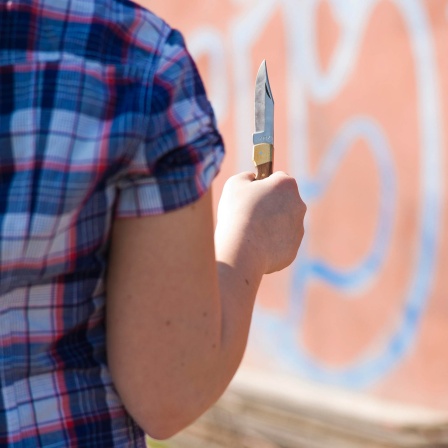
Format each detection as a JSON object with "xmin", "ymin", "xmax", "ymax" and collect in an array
[{"xmin": 214, "ymin": 222, "xmax": 267, "ymax": 279}]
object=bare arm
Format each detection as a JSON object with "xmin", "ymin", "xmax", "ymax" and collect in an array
[{"xmin": 106, "ymin": 171, "xmax": 305, "ymax": 439}]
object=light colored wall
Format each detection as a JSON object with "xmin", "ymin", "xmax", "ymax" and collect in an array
[{"xmin": 143, "ymin": 0, "xmax": 448, "ymax": 411}]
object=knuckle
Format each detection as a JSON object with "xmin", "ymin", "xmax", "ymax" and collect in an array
[
  {"xmin": 273, "ymin": 170, "xmax": 288, "ymax": 177},
  {"xmin": 301, "ymin": 200, "xmax": 307, "ymax": 214}
]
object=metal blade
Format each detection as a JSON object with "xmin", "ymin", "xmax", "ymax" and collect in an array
[{"xmin": 253, "ymin": 60, "xmax": 274, "ymax": 145}]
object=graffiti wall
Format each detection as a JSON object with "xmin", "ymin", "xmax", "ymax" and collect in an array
[{"xmin": 142, "ymin": 0, "xmax": 448, "ymax": 411}]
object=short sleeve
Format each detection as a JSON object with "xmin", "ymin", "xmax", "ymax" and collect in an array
[{"xmin": 115, "ymin": 28, "xmax": 225, "ymax": 218}]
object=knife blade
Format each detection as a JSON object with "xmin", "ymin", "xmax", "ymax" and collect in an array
[{"xmin": 252, "ymin": 60, "xmax": 274, "ymax": 180}]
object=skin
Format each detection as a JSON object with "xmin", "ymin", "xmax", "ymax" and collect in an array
[{"xmin": 106, "ymin": 170, "xmax": 306, "ymax": 440}]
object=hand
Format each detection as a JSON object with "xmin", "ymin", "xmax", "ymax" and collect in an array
[{"xmin": 215, "ymin": 171, "xmax": 306, "ymax": 274}]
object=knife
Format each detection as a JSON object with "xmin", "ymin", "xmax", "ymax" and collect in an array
[{"xmin": 252, "ymin": 60, "xmax": 274, "ymax": 180}]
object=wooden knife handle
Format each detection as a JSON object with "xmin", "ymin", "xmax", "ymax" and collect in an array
[
  {"xmin": 253, "ymin": 143, "xmax": 274, "ymax": 180},
  {"xmin": 255, "ymin": 162, "xmax": 273, "ymax": 180}
]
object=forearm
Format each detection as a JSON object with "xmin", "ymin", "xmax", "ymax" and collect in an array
[
  {"xmin": 213, "ymin": 227, "xmax": 265, "ymax": 388},
  {"xmin": 149, "ymin": 231, "xmax": 266, "ymax": 435}
]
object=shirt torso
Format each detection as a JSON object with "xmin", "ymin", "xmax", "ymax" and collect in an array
[{"xmin": 0, "ymin": 0, "xmax": 224, "ymax": 446}]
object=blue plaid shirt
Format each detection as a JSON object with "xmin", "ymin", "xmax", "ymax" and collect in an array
[{"xmin": 0, "ymin": 0, "xmax": 224, "ymax": 446}]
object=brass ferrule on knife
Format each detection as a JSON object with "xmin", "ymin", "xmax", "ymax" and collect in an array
[
  {"xmin": 253, "ymin": 143, "xmax": 274, "ymax": 179},
  {"xmin": 253, "ymin": 143, "xmax": 274, "ymax": 166}
]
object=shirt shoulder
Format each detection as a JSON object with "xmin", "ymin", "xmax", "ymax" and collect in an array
[
  {"xmin": 82, "ymin": 1, "xmax": 176, "ymax": 71},
  {"xmin": 11, "ymin": 0, "xmax": 177, "ymax": 70},
  {"xmin": 105, "ymin": 1, "xmax": 174, "ymax": 66}
]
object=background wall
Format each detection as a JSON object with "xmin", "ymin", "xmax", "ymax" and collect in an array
[{"xmin": 142, "ymin": 0, "xmax": 448, "ymax": 412}]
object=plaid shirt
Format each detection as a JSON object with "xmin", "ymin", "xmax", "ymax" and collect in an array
[{"xmin": 0, "ymin": 0, "xmax": 224, "ymax": 446}]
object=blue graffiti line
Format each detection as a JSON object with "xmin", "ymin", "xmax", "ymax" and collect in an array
[{"xmin": 302, "ymin": 117, "xmax": 396, "ymax": 294}]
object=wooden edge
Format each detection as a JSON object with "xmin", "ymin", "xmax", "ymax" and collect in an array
[
  {"xmin": 230, "ymin": 368, "xmax": 448, "ymax": 428},
  {"xmin": 163, "ymin": 369, "xmax": 448, "ymax": 447}
]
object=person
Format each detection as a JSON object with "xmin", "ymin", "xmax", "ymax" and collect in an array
[{"xmin": 0, "ymin": 0, "xmax": 306, "ymax": 446}]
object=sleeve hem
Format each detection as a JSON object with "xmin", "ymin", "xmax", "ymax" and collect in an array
[{"xmin": 114, "ymin": 148, "xmax": 223, "ymax": 218}]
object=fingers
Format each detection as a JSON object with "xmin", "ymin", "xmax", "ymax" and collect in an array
[
  {"xmin": 261, "ymin": 171, "xmax": 296, "ymax": 186},
  {"xmin": 231, "ymin": 170, "xmax": 294, "ymax": 184},
  {"xmin": 218, "ymin": 168, "xmax": 307, "ymax": 274},
  {"xmin": 227, "ymin": 171, "xmax": 256, "ymax": 184}
]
